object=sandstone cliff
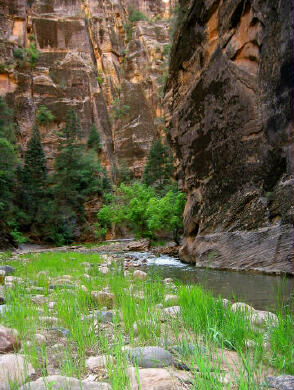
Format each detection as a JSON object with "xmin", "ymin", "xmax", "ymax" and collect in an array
[
  {"xmin": 0, "ymin": 0, "xmax": 170, "ymax": 176},
  {"xmin": 166, "ymin": 0, "xmax": 294, "ymax": 274}
]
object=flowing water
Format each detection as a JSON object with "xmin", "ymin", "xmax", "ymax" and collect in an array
[{"xmin": 128, "ymin": 252, "xmax": 294, "ymax": 312}]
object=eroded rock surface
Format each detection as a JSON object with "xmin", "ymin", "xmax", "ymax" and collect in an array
[
  {"xmin": 0, "ymin": 0, "xmax": 170, "ymax": 177},
  {"xmin": 165, "ymin": 0, "xmax": 294, "ymax": 273}
]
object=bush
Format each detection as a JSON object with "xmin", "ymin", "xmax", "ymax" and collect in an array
[
  {"xmin": 129, "ymin": 7, "xmax": 148, "ymax": 22},
  {"xmin": 111, "ymin": 98, "xmax": 130, "ymax": 120},
  {"xmin": 36, "ymin": 105, "xmax": 55, "ymax": 125}
]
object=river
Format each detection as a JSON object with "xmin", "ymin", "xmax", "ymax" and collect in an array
[{"xmin": 126, "ymin": 252, "xmax": 294, "ymax": 312}]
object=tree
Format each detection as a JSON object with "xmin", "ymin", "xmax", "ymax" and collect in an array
[
  {"xmin": 36, "ymin": 105, "xmax": 55, "ymax": 125},
  {"xmin": 115, "ymin": 159, "xmax": 133, "ymax": 185},
  {"xmin": 50, "ymin": 109, "xmax": 112, "ymax": 244},
  {"xmin": 87, "ymin": 124, "xmax": 101, "ymax": 153},
  {"xmin": 146, "ymin": 189, "xmax": 185, "ymax": 244},
  {"xmin": 0, "ymin": 98, "xmax": 18, "ymax": 246},
  {"xmin": 142, "ymin": 139, "xmax": 173, "ymax": 192},
  {"xmin": 20, "ymin": 125, "xmax": 48, "ymax": 231}
]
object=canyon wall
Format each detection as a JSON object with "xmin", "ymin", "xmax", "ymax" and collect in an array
[
  {"xmin": 0, "ymin": 0, "xmax": 170, "ymax": 176},
  {"xmin": 166, "ymin": 0, "xmax": 294, "ymax": 274}
]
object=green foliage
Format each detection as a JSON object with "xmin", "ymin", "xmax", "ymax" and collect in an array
[
  {"xmin": 49, "ymin": 109, "xmax": 112, "ymax": 244},
  {"xmin": 13, "ymin": 48, "xmax": 25, "ymax": 60},
  {"xmin": 146, "ymin": 189, "xmax": 185, "ymax": 244},
  {"xmin": 87, "ymin": 124, "xmax": 101, "ymax": 153},
  {"xmin": 123, "ymin": 22, "xmax": 133, "ymax": 42},
  {"xmin": 18, "ymin": 125, "xmax": 48, "ymax": 233},
  {"xmin": 128, "ymin": 7, "xmax": 148, "ymax": 22},
  {"xmin": 13, "ymin": 43, "xmax": 40, "ymax": 68},
  {"xmin": 114, "ymin": 159, "xmax": 133, "ymax": 185},
  {"xmin": 111, "ymin": 98, "xmax": 130, "ymax": 120},
  {"xmin": 142, "ymin": 139, "xmax": 173, "ymax": 193},
  {"xmin": 97, "ymin": 183, "xmax": 185, "ymax": 242},
  {"xmin": 25, "ymin": 42, "xmax": 40, "ymax": 67},
  {"xmin": 36, "ymin": 105, "xmax": 55, "ymax": 125},
  {"xmin": 0, "ymin": 98, "xmax": 17, "ymax": 226}
]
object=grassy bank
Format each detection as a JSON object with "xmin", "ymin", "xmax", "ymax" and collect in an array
[{"xmin": 0, "ymin": 251, "xmax": 293, "ymax": 389}]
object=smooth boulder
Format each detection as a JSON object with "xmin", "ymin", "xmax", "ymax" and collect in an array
[
  {"xmin": 0, "ymin": 325, "xmax": 21, "ymax": 353},
  {"xmin": 0, "ymin": 354, "xmax": 34, "ymax": 390},
  {"xmin": 19, "ymin": 375, "xmax": 111, "ymax": 390},
  {"xmin": 128, "ymin": 347, "xmax": 174, "ymax": 368}
]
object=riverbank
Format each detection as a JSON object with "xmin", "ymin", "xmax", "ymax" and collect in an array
[{"xmin": 0, "ymin": 250, "xmax": 293, "ymax": 390}]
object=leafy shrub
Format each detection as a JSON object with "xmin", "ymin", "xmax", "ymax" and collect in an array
[
  {"xmin": 129, "ymin": 7, "xmax": 148, "ymax": 22},
  {"xmin": 36, "ymin": 105, "xmax": 55, "ymax": 125},
  {"xmin": 13, "ymin": 48, "xmax": 25, "ymax": 60},
  {"xmin": 111, "ymin": 98, "xmax": 130, "ymax": 120}
]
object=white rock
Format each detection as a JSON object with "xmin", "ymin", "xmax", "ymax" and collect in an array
[
  {"xmin": 251, "ymin": 310, "xmax": 279, "ymax": 327},
  {"xmin": 164, "ymin": 294, "xmax": 178, "ymax": 306},
  {"xmin": 48, "ymin": 301, "xmax": 56, "ymax": 309},
  {"xmin": 133, "ymin": 270, "xmax": 147, "ymax": 281},
  {"xmin": 5, "ymin": 276, "xmax": 22, "ymax": 285},
  {"xmin": 35, "ymin": 333, "xmax": 46, "ymax": 345},
  {"xmin": 86, "ymin": 355, "xmax": 115, "ymax": 370},
  {"xmin": 99, "ymin": 266, "xmax": 109, "ymax": 275},
  {"xmin": 231, "ymin": 302, "xmax": 255, "ymax": 313},
  {"xmin": 163, "ymin": 306, "xmax": 181, "ymax": 318},
  {"xmin": 0, "ymin": 354, "xmax": 35, "ymax": 390},
  {"xmin": 19, "ymin": 375, "xmax": 111, "ymax": 390},
  {"xmin": 81, "ymin": 285, "xmax": 88, "ymax": 292},
  {"xmin": 128, "ymin": 367, "xmax": 190, "ymax": 390}
]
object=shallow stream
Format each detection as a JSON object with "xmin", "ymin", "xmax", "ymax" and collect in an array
[{"xmin": 126, "ymin": 252, "xmax": 294, "ymax": 312}]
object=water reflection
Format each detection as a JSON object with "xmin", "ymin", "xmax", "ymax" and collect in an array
[{"xmin": 130, "ymin": 252, "xmax": 294, "ymax": 312}]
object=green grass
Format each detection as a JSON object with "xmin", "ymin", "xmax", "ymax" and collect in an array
[{"xmin": 0, "ymin": 250, "xmax": 293, "ymax": 389}]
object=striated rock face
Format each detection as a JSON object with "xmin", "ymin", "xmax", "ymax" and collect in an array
[
  {"xmin": 166, "ymin": 0, "xmax": 294, "ymax": 273},
  {"xmin": 0, "ymin": 0, "xmax": 170, "ymax": 176}
]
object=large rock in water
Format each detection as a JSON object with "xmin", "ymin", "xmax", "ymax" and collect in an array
[{"xmin": 165, "ymin": 0, "xmax": 294, "ymax": 273}]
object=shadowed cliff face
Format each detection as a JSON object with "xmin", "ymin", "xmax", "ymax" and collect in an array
[
  {"xmin": 165, "ymin": 0, "xmax": 294, "ymax": 273},
  {"xmin": 0, "ymin": 0, "xmax": 170, "ymax": 176}
]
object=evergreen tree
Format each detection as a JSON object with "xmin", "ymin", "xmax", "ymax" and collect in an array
[
  {"xmin": 49, "ymin": 109, "xmax": 112, "ymax": 244},
  {"xmin": 0, "ymin": 98, "xmax": 18, "ymax": 246},
  {"xmin": 142, "ymin": 139, "xmax": 173, "ymax": 192},
  {"xmin": 87, "ymin": 124, "xmax": 101, "ymax": 153},
  {"xmin": 20, "ymin": 125, "xmax": 48, "ymax": 230},
  {"xmin": 115, "ymin": 159, "xmax": 133, "ymax": 185}
]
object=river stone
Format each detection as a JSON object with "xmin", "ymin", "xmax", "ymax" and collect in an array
[
  {"xmin": 0, "ymin": 286, "xmax": 4, "ymax": 304},
  {"xmin": 86, "ymin": 355, "xmax": 114, "ymax": 370},
  {"xmin": 163, "ymin": 306, "xmax": 181, "ymax": 318},
  {"xmin": 96, "ymin": 310, "xmax": 113, "ymax": 323},
  {"xmin": 250, "ymin": 310, "xmax": 278, "ymax": 327},
  {"xmin": 19, "ymin": 375, "xmax": 111, "ymax": 390},
  {"xmin": 5, "ymin": 276, "xmax": 22, "ymax": 284},
  {"xmin": 0, "ymin": 354, "xmax": 35, "ymax": 390},
  {"xmin": 133, "ymin": 270, "xmax": 147, "ymax": 281},
  {"xmin": 91, "ymin": 291, "xmax": 115, "ymax": 309},
  {"xmin": 128, "ymin": 367, "xmax": 190, "ymax": 390},
  {"xmin": 231, "ymin": 302, "xmax": 255, "ymax": 313},
  {"xmin": 0, "ymin": 325, "xmax": 21, "ymax": 353},
  {"xmin": 0, "ymin": 265, "xmax": 16, "ymax": 276},
  {"xmin": 128, "ymin": 347, "xmax": 174, "ymax": 368},
  {"xmin": 164, "ymin": 295, "xmax": 178, "ymax": 306},
  {"xmin": 266, "ymin": 375, "xmax": 294, "ymax": 390}
]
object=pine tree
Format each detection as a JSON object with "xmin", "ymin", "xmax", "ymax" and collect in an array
[
  {"xmin": 20, "ymin": 125, "xmax": 48, "ymax": 230},
  {"xmin": 142, "ymin": 139, "xmax": 173, "ymax": 192},
  {"xmin": 87, "ymin": 124, "xmax": 101, "ymax": 153},
  {"xmin": 0, "ymin": 98, "xmax": 18, "ymax": 246},
  {"xmin": 50, "ymin": 109, "xmax": 112, "ymax": 243}
]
